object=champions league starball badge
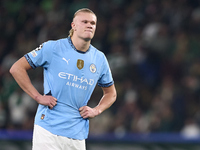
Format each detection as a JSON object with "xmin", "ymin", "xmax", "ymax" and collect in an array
[
  {"xmin": 30, "ymin": 44, "xmax": 43, "ymax": 57},
  {"xmin": 35, "ymin": 44, "xmax": 43, "ymax": 51},
  {"xmin": 90, "ymin": 64, "xmax": 96, "ymax": 73}
]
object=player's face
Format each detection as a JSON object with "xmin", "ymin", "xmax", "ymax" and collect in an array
[{"xmin": 72, "ymin": 12, "xmax": 97, "ymax": 41}]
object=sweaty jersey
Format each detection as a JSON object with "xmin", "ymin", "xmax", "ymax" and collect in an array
[{"xmin": 24, "ymin": 37, "xmax": 114, "ymax": 140}]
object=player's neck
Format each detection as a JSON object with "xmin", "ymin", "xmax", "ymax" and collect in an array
[{"xmin": 71, "ymin": 36, "xmax": 91, "ymax": 52}]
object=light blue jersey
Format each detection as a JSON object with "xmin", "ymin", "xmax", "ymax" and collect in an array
[{"xmin": 24, "ymin": 37, "xmax": 114, "ymax": 140}]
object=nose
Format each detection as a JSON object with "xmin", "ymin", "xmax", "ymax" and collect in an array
[{"xmin": 87, "ymin": 23, "xmax": 93, "ymax": 28}]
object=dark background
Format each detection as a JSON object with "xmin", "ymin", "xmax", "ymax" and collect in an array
[{"xmin": 1, "ymin": 0, "xmax": 200, "ymax": 149}]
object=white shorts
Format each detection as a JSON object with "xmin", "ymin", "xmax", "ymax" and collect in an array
[{"xmin": 32, "ymin": 124, "xmax": 86, "ymax": 150}]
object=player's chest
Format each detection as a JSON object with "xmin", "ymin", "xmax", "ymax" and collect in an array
[{"xmin": 52, "ymin": 53, "xmax": 100, "ymax": 80}]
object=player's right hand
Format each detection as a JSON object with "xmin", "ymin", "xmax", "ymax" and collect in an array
[{"xmin": 36, "ymin": 95, "xmax": 57, "ymax": 109}]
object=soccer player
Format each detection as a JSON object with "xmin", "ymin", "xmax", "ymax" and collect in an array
[{"xmin": 10, "ymin": 8, "xmax": 117, "ymax": 150}]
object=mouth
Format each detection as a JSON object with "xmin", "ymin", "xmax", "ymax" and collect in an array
[{"xmin": 85, "ymin": 30, "xmax": 93, "ymax": 33}]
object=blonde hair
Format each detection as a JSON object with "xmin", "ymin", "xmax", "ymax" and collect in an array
[{"xmin": 68, "ymin": 8, "xmax": 96, "ymax": 37}]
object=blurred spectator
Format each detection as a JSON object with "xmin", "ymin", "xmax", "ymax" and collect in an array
[
  {"xmin": 7, "ymin": 89, "xmax": 37, "ymax": 129},
  {"xmin": 107, "ymin": 41, "xmax": 128, "ymax": 79},
  {"xmin": 181, "ymin": 118, "xmax": 200, "ymax": 138}
]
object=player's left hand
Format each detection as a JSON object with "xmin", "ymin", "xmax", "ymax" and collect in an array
[{"xmin": 79, "ymin": 106, "xmax": 99, "ymax": 119}]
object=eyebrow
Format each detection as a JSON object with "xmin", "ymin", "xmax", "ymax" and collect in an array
[{"xmin": 82, "ymin": 19, "xmax": 96, "ymax": 24}]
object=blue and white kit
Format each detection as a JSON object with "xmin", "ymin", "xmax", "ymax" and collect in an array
[{"xmin": 24, "ymin": 37, "xmax": 114, "ymax": 140}]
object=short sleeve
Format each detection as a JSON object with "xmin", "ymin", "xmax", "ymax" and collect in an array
[
  {"xmin": 98, "ymin": 54, "xmax": 114, "ymax": 87},
  {"xmin": 24, "ymin": 41, "xmax": 55, "ymax": 69}
]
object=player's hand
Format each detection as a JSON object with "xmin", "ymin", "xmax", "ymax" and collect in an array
[
  {"xmin": 36, "ymin": 95, "xmax": 57, "ymax": 109},
  {"xmin": 79, "ymin": 106, "xmax": 99, "ymax": 119}
]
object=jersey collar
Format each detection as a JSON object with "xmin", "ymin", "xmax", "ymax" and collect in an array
[{"xmin": 67, "ymin": 36, "xmax": 90, "ymax": 53}]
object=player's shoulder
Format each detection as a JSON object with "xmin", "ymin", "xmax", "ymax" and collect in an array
[
  {"xmin": 90, "ymin": 45, "xmax": 105, "ymax": 57},
  {"xmin": 44, "ymin": 38, "xmax": 68, "ymax": 47}
]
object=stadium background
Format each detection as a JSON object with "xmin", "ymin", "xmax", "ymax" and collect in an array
[{"xmin": 1, "ymin": 0, "xmax": 200, "ymax": 149}]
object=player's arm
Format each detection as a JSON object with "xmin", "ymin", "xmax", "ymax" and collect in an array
[
  {"xmin": 79, "ymin": 84, "xmax": 117, "ymax": 119},
  {"xmin": 9, "ymin": 56, "xmax": 57, "ymax": 109}
]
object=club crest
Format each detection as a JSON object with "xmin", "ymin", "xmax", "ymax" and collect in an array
[
  {"xmin": 90, "ymin": 64, "xmax": 96, "ymax": 73},
  {"xmin": 77, "ymin": 59, "xmax": 84, "ymax": 70}
]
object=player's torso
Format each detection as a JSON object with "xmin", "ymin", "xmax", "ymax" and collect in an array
[{"xmin": 46, "ymin": 40, "xmax": 102, "ymax": 108}]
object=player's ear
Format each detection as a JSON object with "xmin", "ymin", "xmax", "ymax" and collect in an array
[{"xmin": 71, "ymin": 22, "xmax": 76, "ymax": 31}]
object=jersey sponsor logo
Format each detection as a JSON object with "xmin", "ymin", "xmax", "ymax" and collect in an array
[
  {"xmin": 77, "ymin": 59, "xmax": 84, "ymax": 70},
  {"xmin": 58, "ymin": 72, "xmax": 94, "ymax": 90},
  {"xmin": 90, "ymin": 64, "xmax": 96, "ymax": 73},
  {"xmin": 66, "ymin": 82, "xmax": 87, "ymax": 90}
]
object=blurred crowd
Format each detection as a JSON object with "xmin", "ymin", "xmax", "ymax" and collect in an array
[{"xmin": 1, "ymin": 0, "xmax": 200, "ymax": 138}]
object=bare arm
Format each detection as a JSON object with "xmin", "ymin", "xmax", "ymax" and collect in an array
[
  {"xmin": 79, "ymin": 84, "xmax": 117, "ymax": 119},
  {"xmin": 9, "ymin": 56, "xmax": 57, "ymax": 109}
]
